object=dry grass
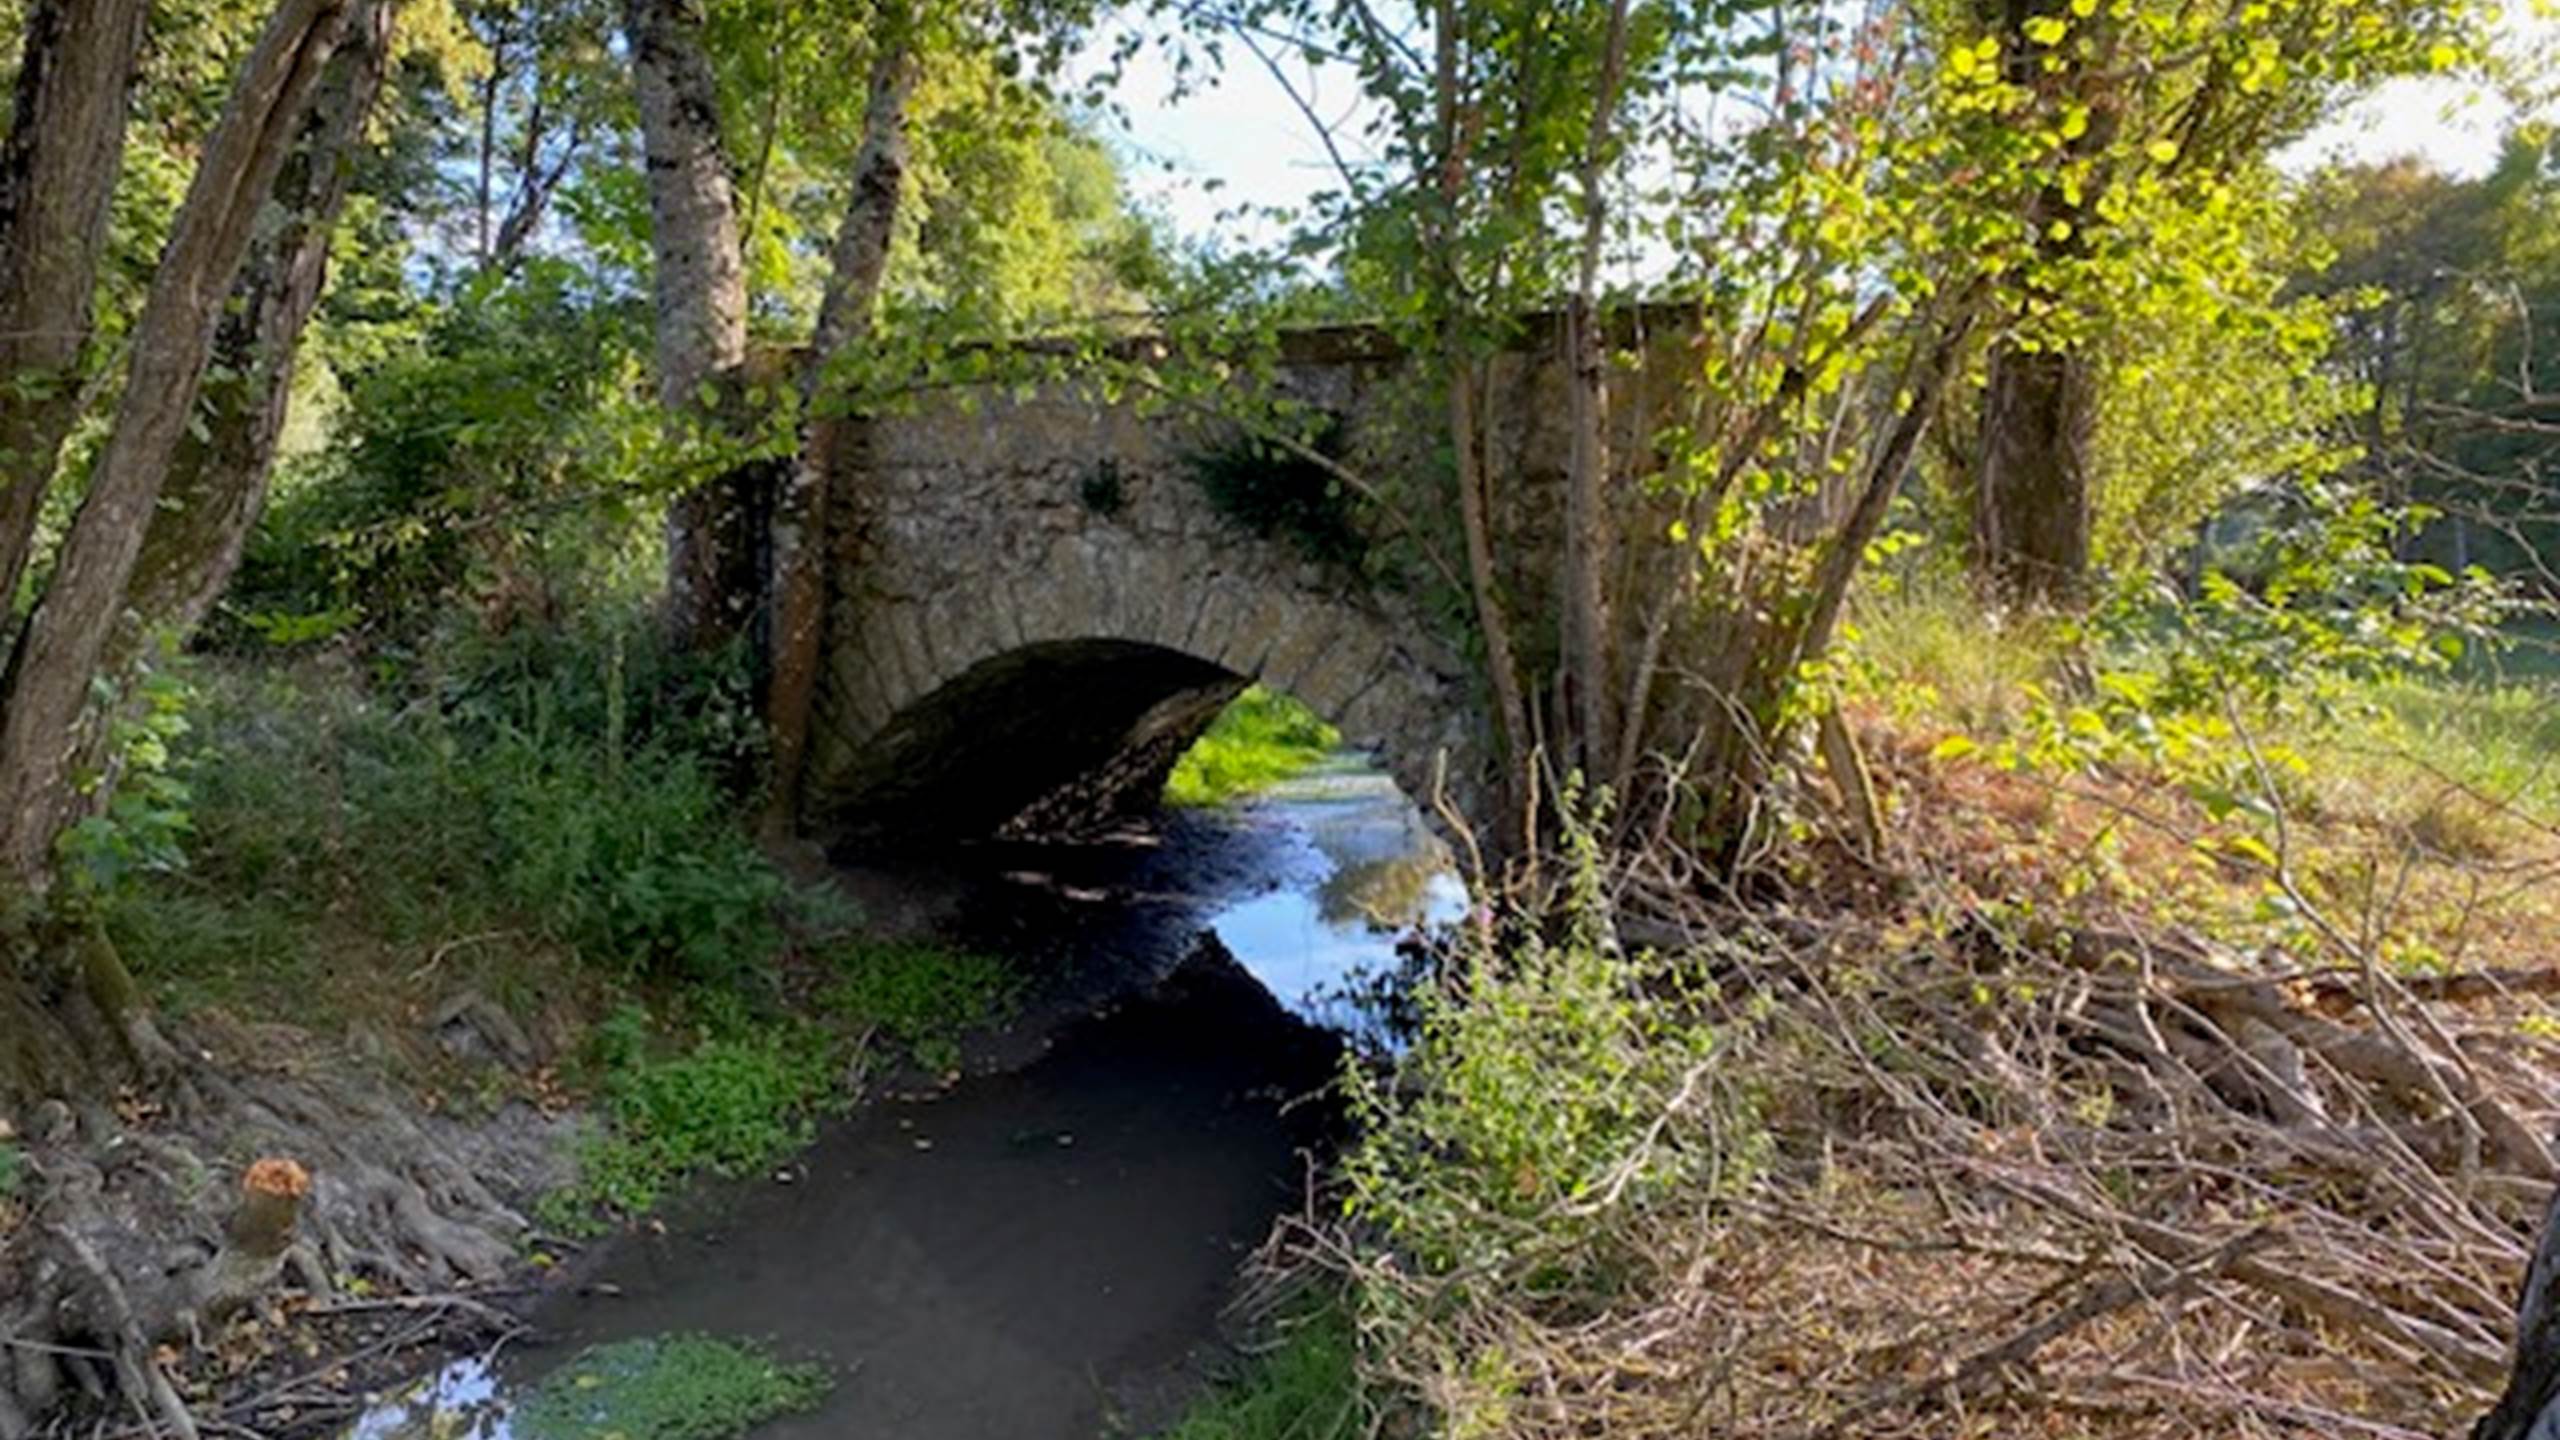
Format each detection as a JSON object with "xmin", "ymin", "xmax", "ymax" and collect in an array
[{"xmin": 1305, "ymin": 683, "xmax": 2560, "ymax": 1440}]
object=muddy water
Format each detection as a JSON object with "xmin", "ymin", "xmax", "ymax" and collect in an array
[{"xmin": 348, "ymin": 754, "xmax": 1459, "ymax": 1440}]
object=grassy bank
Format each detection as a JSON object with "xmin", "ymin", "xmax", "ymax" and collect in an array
[
  {"xmin": 103, "ymin": 622, "xmax": 1018, "ymax": 1234},
  {"xmin": 1164, "ymin": 686, "xmax": 1342, "ymax": 806}
]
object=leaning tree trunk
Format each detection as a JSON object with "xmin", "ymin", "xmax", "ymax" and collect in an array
[
  {"xmin": 622, "ymin": 0, "xmax": 758, "ymax": 655},
  {"xmin": 765, "ymin": 29, "xmax": 918, "ymax": 831},
  {"xmin": 119, "ymin": 0, "xmax": 398, "ymax": 653},
  {"xmin": 0, "ymin": 0, "xmax": 149, "ymax": 617},
  {"xmin": 2477, "ymin": 1175, "xmax": 2560, "ymax": 1438},
  {"xmin": 0, "ymin": 0, "xmax": 354, "ymax": 886}
]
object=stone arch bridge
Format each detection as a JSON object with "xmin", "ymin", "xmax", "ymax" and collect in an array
[{"xmin": 800, "ymin": 319, "xmax": 1682, "ymax": 850}]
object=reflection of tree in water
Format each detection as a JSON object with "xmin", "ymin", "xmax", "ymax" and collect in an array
[{"xmin": 1317, "ymin": 852, "xmax": 1445, "ymax": 930}]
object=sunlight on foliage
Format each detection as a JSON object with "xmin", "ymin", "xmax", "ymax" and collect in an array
[{"xmin": 1165, "ymin": 686, "xmax": 1342, "ymax": 807}]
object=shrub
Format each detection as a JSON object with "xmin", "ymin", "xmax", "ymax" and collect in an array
[
  {"xmin": 1339, "ymin": 806, "xmax": 1762, "ymax": 1422},
  {"xmin": 229, "ymin": 262, "xmax": 658, "ymax": 645},
  {"xmin": 1186, "ymin": 420, "xmax": 1368, "ymax": 569},
  {"xmin": 478, "ymin": 729, "xmax": 785, "ymax": 986}
]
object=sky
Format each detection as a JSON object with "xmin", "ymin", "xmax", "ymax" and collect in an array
[{"xmin": 1085, "ymin": 18, "xmax": 2560, "ymax": 249}]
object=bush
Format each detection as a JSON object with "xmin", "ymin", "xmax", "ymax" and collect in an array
[
  {"xmin": 1186, "ymin": 421, "xmax": 1368, "ymax": 570},
  {"xmin": 109, "ymin": 611, "xmax": 794, "ymax": 1004},
  {"xmin": 1338, "ymin": 808, "xmax": 1762, "ymax": 1425},
  {"xmin": 229, "ymin": 262, "xmax": 659, "ymax": 645}
]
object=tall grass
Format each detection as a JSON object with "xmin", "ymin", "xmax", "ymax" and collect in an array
[
  {"xmin": 1158, "ymin": 1306, "xmax": 1364, "ymax": 1440},
  {"xmin": 106, "ymin": 618, "xmax": 788, "ymax": 1014}
]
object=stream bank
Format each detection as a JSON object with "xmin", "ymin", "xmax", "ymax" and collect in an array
[{"xmin": 343, "ymin": 753, "xmax": 1461, "ymax": 1439}]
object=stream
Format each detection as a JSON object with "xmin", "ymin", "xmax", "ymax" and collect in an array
[{"xmin": 346, "ymin": 752, "xmax": 1463, "ymax": 1439}]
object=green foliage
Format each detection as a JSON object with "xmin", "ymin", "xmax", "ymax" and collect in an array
[
  {"xmin": 2129, "ymin": 487, "xmax": 2509, "ymax": 713},
  {"xmin": 104, "ymin": 611, "xmax": 790, "ymax": 1014},
  {"xmin": 230, "ymin": 263, "xmax": 658, "ymax": 643},
  {"xmin": 1185, "ymin": 424, "xmax": 1368, "ymax": 570},
  {"xmin": 1157, "ymin": 1305, "xmax": 1364, "ymax": 1440},
  {"xmin": 1164, "ymin": 687, "xmax": 1341, "ymax": 807},
  {"xmin": 0, "ymin": 1142, "xmax": 23, "ymax": 1199},
  {"xmin": 475, "ymin": 727, "xmax": 784, "ymax": 988},
  {"xmin": 512, "ymin": 1335, "xmax": 830, "ymax": 1440},
  {"xmin": 550, "ymin": 1006, "xmax": 850, "ymax": 1228},
  {"xmin": 58, "ymin": 657, "xmax": 198, "ymax": 895},
  {"xmin": 821, "ymin": 938, "xmax": 1020, "ymax": 1072},
  {"xmin": 1342, "ymin": 802, "xmax": 1757, "ymax": 1294}
]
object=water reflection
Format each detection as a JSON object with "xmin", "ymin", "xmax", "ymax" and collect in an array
[
  {"xmin": 345, "ymin": 1354, "xmax": 502, "ymax": 1439},
  {"xmin": 1202, "ymin": 752, "xmax": 1466, "ymax": 1043}
]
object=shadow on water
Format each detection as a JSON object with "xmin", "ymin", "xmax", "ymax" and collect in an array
[{"xmin": 346, "ymin": 749, "xmax": 1460, "ymax": 1440}]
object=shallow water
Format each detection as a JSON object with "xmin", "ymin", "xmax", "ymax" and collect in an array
[
  {"xmin": 1197, "ymin": 755, "xmax": 1468, "ymax": 1042},
  {"xmin": 345, "ymin": 753, "xmax": 1458, "ymax": 1440}
]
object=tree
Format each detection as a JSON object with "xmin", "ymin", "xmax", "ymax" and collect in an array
[
  {"xmin": 1953, "ymin": 0, "xmax": 2481, "ymax": 607},
  {"xmin": 0, "ymin": 0, "xmax": 363, "ymax": 1079},
  {"xmin": 764, "ymin": 0, "xmax": 921, "ymax": 826},
  {"xmin": 0, "ymin": 0, "xmax": 149, "ymax": 615},
  {"xmin": 2300, "ymin": 134, "xmax": 2560, "ymax": 592},
  {"xmin": 622, "ymin": 0, "xmax": 757, "ymax": 653},
  {"xmin": 118, "ymin": 0, "xmax": 402, "ymax": 662}
]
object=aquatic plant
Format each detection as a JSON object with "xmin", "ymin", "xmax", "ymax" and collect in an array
[
  {"xmin": 821, "ymin": 938, "xmax": 1021, "ymax": 1072},
  {"xmin": 512, "ymin": 1335, "xmax": 830, "ymax": 1440}
]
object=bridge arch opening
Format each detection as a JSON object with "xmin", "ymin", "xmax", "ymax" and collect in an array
[
  {"xmin": 810, "ymin": 626, "xmax": 1484, "ymax": 855},
  {"xmin": 817, "ymin": 638, "xmax": 1254, "ymax": 849}
]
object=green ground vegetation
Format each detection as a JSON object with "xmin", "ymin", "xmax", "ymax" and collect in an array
[
  {"xmin": 1164, "ymin": 687, "xmax": 1343, "ymax": 807},
  {"xmin": 100, "ymin": 612, "xmax": 1020, "ymax": 1235},
  {"xmin": 511, "ymin": 1335, "xmax": 831, "ymax": 1440},
  {"xmin": 1156, "ymin": 1305, "xmax": 1364, "ymax": 1440}
]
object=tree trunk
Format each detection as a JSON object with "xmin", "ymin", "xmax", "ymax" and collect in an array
[
  {"xmin": 621, "ymin": 0, "xmax": 755, "ymax": 654},
  {"xmin": 122, "ymin": 0, "xmax": 399, "ymax": 651},
  {"xmin": 0, "ymin": 0, "xmax": 354, "ymax": 887},
  {"xmin": 1966, "ymin": 0, "xmax": 2109, "ymax": 609},
  {"xmin": 765, "ymin": 33, "xmax": 919, "ymax": 832},
  {"xmin": 1970, "ymin": 341, "xmax": 2097, "ymax": 607},
  {"xmin": 1430, "ymin": 0, "xmax": 1530, "ymax": 836},
  {"xmin": 1559, "ymin": 0, "xmax": 1633, "ymax": 784},
  {"xmin": 0, "ymin": 0, "xmax": 149, "ymax": 620},
  {"xmin": 2475, "ymin": 1178, "xmax": 2560, "ymax": 1440}
]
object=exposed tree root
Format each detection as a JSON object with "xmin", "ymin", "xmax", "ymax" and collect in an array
[{"xmin": 0, "ymin": 958, "xmax": 570, "ymax": 1440}]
